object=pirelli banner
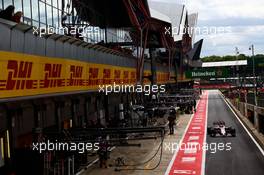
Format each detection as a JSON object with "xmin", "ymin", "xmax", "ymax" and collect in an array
[{"xmin": 0, "ymin": 51, "xmax": 169, "ymax": 99}]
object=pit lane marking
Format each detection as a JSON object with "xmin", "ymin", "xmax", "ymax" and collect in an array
[
  {"xmin": 192, "ymin": 126, "xmax": 201, "ymax": 130},
  {"xmin": 165, "ymin": 91, "xmax": 208, "ymax": 175},
  {"xmin": 184, "ymin": 148, "xmax": 198, "ymax": 154},
  {"xmin": 173, "ymin": 170, "xmax": 196, "ymax": 174},
  {"xmin": 181, "ymin": 157, "xmax": 196, "ymax": 163},
  {"xmin": 188, "ymin": 136, "xmax": 199, "ymax": 141}
]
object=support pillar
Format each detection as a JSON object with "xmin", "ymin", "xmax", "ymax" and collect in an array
[
  {"xmin": 149, "ymin": 48, "xmax": 157, "ymax": 85},
  {"xmin": 254, "ymin": 106, "xmax": 259, "ymax": 131}
]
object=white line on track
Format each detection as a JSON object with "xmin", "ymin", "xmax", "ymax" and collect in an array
[
  {"xmin": 219, "ymin": 90, "xmax": 264, "ymax": 156},
  {"xmin": 201, "ymin": 91, "xmax": 208, "ymax": 175}
]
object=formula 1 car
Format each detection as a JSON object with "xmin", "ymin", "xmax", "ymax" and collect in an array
[{"xmin": 207, "ymin": 121, "xmax": 236, "ymax": 137}]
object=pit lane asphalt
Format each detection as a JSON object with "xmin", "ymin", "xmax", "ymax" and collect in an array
[{"xmin": 205, "ymin": 90, "xmax": 264, "ymax": 175}]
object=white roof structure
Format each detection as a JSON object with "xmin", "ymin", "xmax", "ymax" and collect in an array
[
  {"xmin": 202, "ymin": 60, "xmax": 248, "ymax": 67},
  {"xmin": 149, "ymin": 8, "xmax": 171, "ymax": 24},
  {"xmin": 188, "ymin": 13, "xmax": 198, "ymax": 45},
  {"xmin": 148, "ymin": 1, "xmax": 187, "ymax": 41}
]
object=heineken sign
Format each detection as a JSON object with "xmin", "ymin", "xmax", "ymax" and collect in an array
[{"xmin": 185, "ymin": 68, "xmax": 229, "ymax": 78}]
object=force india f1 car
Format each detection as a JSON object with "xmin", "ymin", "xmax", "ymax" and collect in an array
[{"xmin": 207, "ymin": 121, "xmax": 236, "ymax": 137}]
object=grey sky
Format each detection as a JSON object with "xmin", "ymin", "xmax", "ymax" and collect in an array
[{"xmin": 150, "ymin": 0, "xmax": 264, "ymax": 57}]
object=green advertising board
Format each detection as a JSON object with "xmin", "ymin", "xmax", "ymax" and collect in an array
[{"xmin": 185, "ymin": 68, "xmax": 229, "ymax": 79}]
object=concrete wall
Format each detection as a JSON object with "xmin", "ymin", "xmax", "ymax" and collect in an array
[{"xmin": 229, "ymin": 99, "xmax": 264, "ymax": 133}]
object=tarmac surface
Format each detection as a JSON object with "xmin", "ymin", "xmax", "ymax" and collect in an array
[
  {"xmin": 79, "ymin": 114, "xmax": 193, "ymax": 175},
  {"xmin": 79, "ymin": 90, "xmax": 264, "ymax": 175},
  {"xmin": 205, "ymin": 90, "xmax": 264, "ymax": 175}
]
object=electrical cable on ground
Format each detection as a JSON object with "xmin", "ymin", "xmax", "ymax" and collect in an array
[{"xmin": 115, "ymin": 131, "xmax": 164, "ymax": 171}]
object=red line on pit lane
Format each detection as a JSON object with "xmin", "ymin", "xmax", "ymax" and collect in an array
[{"xmin": 166, "ymin": 91, "xmax": 208, "ymax": 175}]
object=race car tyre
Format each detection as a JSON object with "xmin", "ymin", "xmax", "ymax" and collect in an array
[
  {"xmin": 231, "ymin": 129, "xmax": 236, "ymax": 137},
  {"xmin": 210, "ymin": 132, "xmax": 216, "ymax": 137},
  {"xmin": 207, "ymin": 127, "xmax": 212, "ymax": 135}
]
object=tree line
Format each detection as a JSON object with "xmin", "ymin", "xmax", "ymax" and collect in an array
[{"xmin": 201, "ymin": 54, "xmax": 264, "ymax": 62}]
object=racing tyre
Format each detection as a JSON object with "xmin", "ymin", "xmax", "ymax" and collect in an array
[
  {"xmin": 207, "ymin": 127, "xmax": 212, "ymax": 135},
  {"xmin": 231, "ymin": 129, "xmax": 236, "ymax": 137}
]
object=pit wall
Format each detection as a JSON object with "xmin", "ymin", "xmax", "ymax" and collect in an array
[{"xmin": 222, "ymin": 93, "xmax": 264, "ymax": 149}]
